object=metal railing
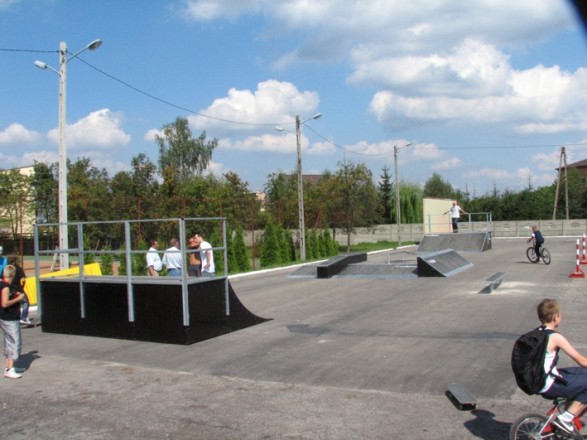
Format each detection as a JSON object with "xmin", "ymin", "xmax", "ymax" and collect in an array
[{"xmin": 33, "ymin": 217, "xmax": 229, "ymax": 326}]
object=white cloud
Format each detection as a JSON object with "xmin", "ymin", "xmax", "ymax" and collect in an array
[
  {"xmin": 178, "ymin": 0, "xmax": 265, "ymax": 21},
  {"xmin": 22, "ymin": 150, "xmax": 58, "ymax": 165},
  {"xmin": 532, "ymin": 150, "xmax": 563, "ymax": 171},
  {"xmin": 47, "ymin": 109, "xmax": 131, "ymax": 149},
  {"xmin": 188, "ymin": 80, "xmax": 319, "ymax": 134},
  {"xmin": 205, "ymin": 160, "xmax": 225, "ymax": 177},
  {"xmin": 0, "ymin": 0, "xmax": 19, "ymax": 10},
  {"xmin": 144, "ymin": 128, "xmax": 162, "ymax": 142},
  {"xmin": 369, "ymin": 61, "xmax": 587, "ymax": 134},
  {"xmin": 430, "ymin": 157, "xmax": 462, "ymax": 171},
  {"xmin": 0, "ymin": 123, "xmax": 43, "ymax": 145},
  {"xmin": 307, "ymin": 140, "xmax": 336, "ymax": 156},
  {"xmin": 410, "ymin": 143, "xmax": 443, "ymax": 161}
]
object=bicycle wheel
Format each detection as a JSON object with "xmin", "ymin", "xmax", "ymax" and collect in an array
[
  {"xmin": 509, "ymin": 413, "xmax": 548, "ymax": 440},
  {"xmin": 541, "ymin": 248, "xmax": 551, "ymax": 265},
  {"xmin": 526, "ymin": 247, "xmax": 538, "ymax": 263}
]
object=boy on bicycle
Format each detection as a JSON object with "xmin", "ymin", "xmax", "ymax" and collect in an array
[
  {"xmin": 538, "ymin": 298, "xmax": 587, "ymax": 437},
  {"xmin": 528, "ymin": 226, "xmax": 545, "ymax": 262}
]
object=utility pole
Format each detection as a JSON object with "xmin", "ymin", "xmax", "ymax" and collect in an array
[{"xmin": 553, "ymin": 147, "xmax": 569, "ymax": 220}]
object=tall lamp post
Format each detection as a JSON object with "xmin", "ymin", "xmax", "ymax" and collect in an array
[
  {"xmin": 34, "ymin": 39, "xmax": 102, "ymax": 269},
  {"xmin": 394, "ymin": 142, "xmax": 412, "ymax": 248},
  {"xmin": 276, "ymin": 113, "xmax": 322, "ymax": 262}
]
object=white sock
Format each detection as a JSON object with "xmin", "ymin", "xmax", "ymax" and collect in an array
[{"xmin": 561, "ymin": 411, "xmax": 575, "ymax": 422}]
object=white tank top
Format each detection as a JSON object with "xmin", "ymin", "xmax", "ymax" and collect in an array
[{"xmin": 540, "ymin": 337, "xmax": 559, "ymax": 393}]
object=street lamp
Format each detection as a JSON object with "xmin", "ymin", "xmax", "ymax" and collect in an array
[
  {"xmin": 34, "ymin": 39, "xmax": 102, "ymax": 269},
  {"xmin": 275, "ymin": 113, "xmax": 322, "ymax": 261},
  {"xmin": 394, "ymin": 142, "xmax": 412, "ymax": 248}
]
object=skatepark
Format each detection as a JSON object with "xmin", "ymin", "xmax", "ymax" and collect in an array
[{"xmin": 4, "ymin": 234, "xmax": 587, "ymax": 439}]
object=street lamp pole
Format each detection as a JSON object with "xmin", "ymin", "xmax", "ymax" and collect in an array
[
  {"xmin": 394, "ymin": 142, "xmax": 412, "ymax": 248},
  {"xmin": 35, "ymin": 39, "xmax": 102, "ymax": 269}
]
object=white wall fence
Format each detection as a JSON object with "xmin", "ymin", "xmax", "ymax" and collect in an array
[{"xmin": 242, "ymin": 219, "xmax": 587, "ymax": 247}]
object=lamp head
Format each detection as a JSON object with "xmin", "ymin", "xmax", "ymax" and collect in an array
[
  {"xmin": 275, "ymin": 127, "xmax": 285, "ymax": 132},
  {"xmin": 312, "ymin": 113, "xmax": 323, "ymax": 120},
  {"xmin": 34, "ymin": 60, "xmax": 48, "ymax": 69},
  {"xmin": 87, "ymin": 39, "xmax": 102, "ymax": 51}
]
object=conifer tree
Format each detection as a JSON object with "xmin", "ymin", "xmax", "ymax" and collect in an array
[
  {"xmin": 233, "ymin": 227, "xmax": 251, "ymax": 272},
  {"xmin": 260, "ymin": 221, "xmax": 280, "ymax": 267}
]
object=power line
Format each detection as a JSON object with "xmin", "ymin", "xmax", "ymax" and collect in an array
[
  {"xmin": 75, "ymin": 57, "xmax": 294, "ymax": 127},
  {"xmin": 0, "ymin": 47, "xmax": 57, "ymax": 53}
]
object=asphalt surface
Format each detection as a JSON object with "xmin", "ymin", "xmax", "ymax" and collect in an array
[{"xmin": 3, "ymin": 236, "xmax": 587, "ymax": 439}]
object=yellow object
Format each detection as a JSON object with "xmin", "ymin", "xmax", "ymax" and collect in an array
[{"xmin": 24, "ymin": 263, "xmax": 102, "ymax": 305}]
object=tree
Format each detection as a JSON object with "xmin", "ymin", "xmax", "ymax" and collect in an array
[
  {"xmin": 260, "ymin": 221, "xmax": 280, "ymax": 267},
  {"xmin": 0, "ymin": 169, "xmax": 34, "ymax": 244},
  {"xmin": 397, "ymin": 182, "xmax": 423, "ymax": 224},
  {"xmin": 264, "ymin": 172, "xmax": 297, "ymax": 227},
  {"xmin": 233, "ymin": 227, "xmax": 251, "ymax": 272},
  {"xmin": 378, "ymin": 165, "xmax": 393, "ymax": 224},
  {"xmin": 423, "ymin": 173, "xmax": 454, "ymax": 199},
  {"xmin": 31, "ymin": 162, "xmax": 58, "ymax": 225},
  {"xmin": 334, "ymin": 161, "xmax": 381, "ymax": 252},
  {"xmin": 155, "ymin": 117, "xmax": 217, "ymax": 185}
]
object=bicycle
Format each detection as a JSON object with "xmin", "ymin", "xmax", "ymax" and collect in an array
[
  {"xmin": 527, "ymin": 238, "xmax": 551, "ymax": 265},
  {"xmin": 510, "ymin": 397, "xmax": 585, "ymax": 439}
]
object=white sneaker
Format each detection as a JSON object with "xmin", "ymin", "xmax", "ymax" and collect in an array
[
  {"xmin": 4, "ymin": 368, "xmax": 22, "ymax": 379},
  {"xmin": 20, "ymin": 319, "xmax": 31, "ymax": 325}
]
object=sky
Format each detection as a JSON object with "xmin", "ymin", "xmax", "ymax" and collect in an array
[{"xmin": 2, "ymin": 0, "xmax": 587, "ymax": 196}]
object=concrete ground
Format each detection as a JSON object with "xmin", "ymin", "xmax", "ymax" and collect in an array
[{"xmin": 3, "ymin": 236, "xmax": 587, "ymax": 439}]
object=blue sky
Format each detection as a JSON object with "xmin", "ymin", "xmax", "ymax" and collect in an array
[{"xmin": 2, "ymin": 0, "xmax": 587, "ymax": 196}]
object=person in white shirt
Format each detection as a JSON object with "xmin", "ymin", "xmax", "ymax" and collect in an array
[
  {"xmin": 444, "ymin": 201, "xmax": 468, "ymax": 233},
  {"xmin": 162, "ymin": 238, "xmax": 182, "ymax": 276},
  {"xmin": 194, "ymin": 233, "xmax": 214, "ymax": 277},
  {"xmin": 146, "ymin": 239, "xmax": 163, "ymax": 276}
]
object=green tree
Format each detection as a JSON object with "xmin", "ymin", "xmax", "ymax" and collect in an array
[
  {"xmin": 210, "ymin": 229, "xmax": 224, "ymax": 274},
  {"xmin": 308, "ymin": 229, "xmax": 319, "ymax": 260},
  {"xmin": 423, "ymin": 173, "xmax": 454, "ymax": 199},
  {"xmin": 334, "ymin": 161, "xmax": 381, "ymax": 252},
  {"xmin": 278, "ymin": 227, "xmax": 290, "ymax": 263},
  {"xmin": 233, "ymin": 227, "xmax": 251, "ymax": 272},
  {"xmin": 31, "ymin": 161, "xmax": 58, "ymax": 224},
  {"xmin": 264, "ymin": 172, "xmax": 297, "ymax": 228},
  {"xmin": 398, "ymin": 183, "xmax": 424, "ymax": 224},
  {"xmin": 378, "ymin": 165, "xmax": 393, "ymax": 224},
  {"xmin": 0, "ymin": 169, "xmax": 34, "ymax": 243},
  {"xmin": 99, "ymin": 246, "xmax": 114, "ymax": 275},
  {"xmin": 260, "ymin": 221, "xmax": 280, "ymax": 267},
  {"xmin": 155, "ymin": 117, "xmax": 218, "ymax": 184}
]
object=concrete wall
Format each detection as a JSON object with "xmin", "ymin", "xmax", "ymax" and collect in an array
[{"xmin": 242, "ymin": 219, "xmax": 587, "ymax": 246}]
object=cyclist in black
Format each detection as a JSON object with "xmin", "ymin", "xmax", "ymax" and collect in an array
[{"xmin": 528, "ymin": 225, "xmax": 545, "ymax": 262}]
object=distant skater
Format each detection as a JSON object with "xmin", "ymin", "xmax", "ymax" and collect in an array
[{"xmin": 444, "ymin": 201, "xmax": 468, "ymax": 233}]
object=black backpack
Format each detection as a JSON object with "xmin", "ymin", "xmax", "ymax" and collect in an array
[{"xmin": 511, "ymin": 326, "xmax": 558, "ymax": 395}]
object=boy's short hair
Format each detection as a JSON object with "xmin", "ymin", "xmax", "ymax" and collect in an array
[
  {"xmin": 537, "ymin": 298, "xmax": 559, "ymax": 324},
  {"xmin": 2, "ymin": 264, "xmax": 15, "ymax": 279}
]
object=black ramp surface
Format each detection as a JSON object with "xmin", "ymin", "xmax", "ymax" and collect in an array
[
  {"xmin": 417, "ymin": 249, "xmax": 473, "ymax": 277},
  {"xmin": 417, "ymin": 232, "xmax": 492, "ymax": 253},
  {"xmin": 40, "ymin": 278, "xmax": 270, "ymax": 345}
]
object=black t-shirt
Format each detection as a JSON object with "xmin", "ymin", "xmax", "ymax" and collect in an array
[
  {"xmin": 11, "ymin": 264, "xmax": 25, "ymax": 293},
  {"xmin": 0, "ymin": 280, "xmax": 20, "ymax": 321}
]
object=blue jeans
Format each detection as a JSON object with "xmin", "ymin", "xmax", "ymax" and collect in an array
[
  {"xmin": 167, "ymin": 268, "xmax": 181, "ymax": 277},
  {"xmin": 20, "ymin": 293, "xmax": 29, "ymax": 320}
]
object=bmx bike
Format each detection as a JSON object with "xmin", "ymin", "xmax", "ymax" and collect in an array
[
  {"xmin": 510, "ymin": 397, "xmax": 585, "ymax": 439},
  {"xmin": 527, "ymin": 239, "xmax": 551, "ymax": 265}
]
